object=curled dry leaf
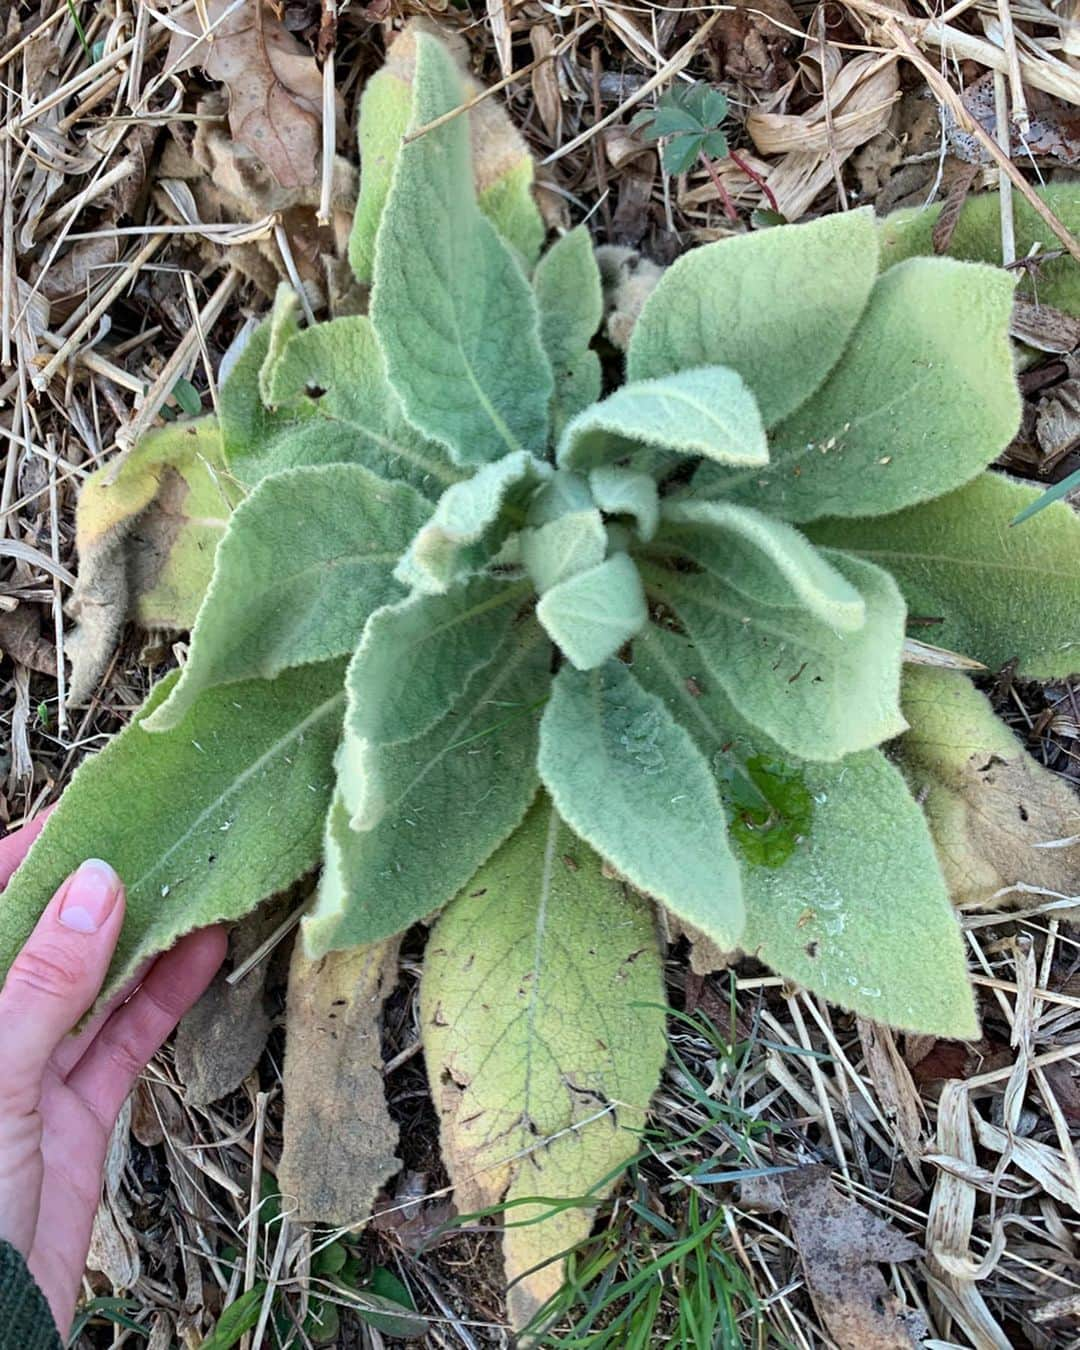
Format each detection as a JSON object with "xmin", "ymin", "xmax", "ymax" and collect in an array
[
  {"xmin": 0, "ymin": 606, "xmax": 56, "ymax": 677},
  {"xmin": 710, "ymin": 0, "xmax": 801, "ymax": 93},
  {"xmin": 746, "ymin": 50, "xmax": 900, "ymax": 220},
  {"xmin": 898, "ymin": 666, "xmax": 1080, "ymax": 909},
  {"xmin": 174, "ymin": 893, "xmax": 295, "ymax": 1106},
  {"xmin": 66, "ymin": 419, "xmax": 237, "ymax": 705},
  {"xmin": 278, "ymin": 937, "xmax": 402, "ymax": 1226},
  {"xmin": 167, "ymin": 0, "xmax": 324, "ymax": 189},
  {"xmin": 743, "ymin": 1163, "xmax": 927, "ymax": 1349}
]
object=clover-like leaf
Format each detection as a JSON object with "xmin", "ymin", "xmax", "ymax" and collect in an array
[
  {"xmin": 559, "ymin": 366, "xmax": 768, "ymax": 474},
  {"xmin": 697, "ymin": 258, "xmax": 1020, "ymax": 522},
  {"xmin": 344, "ymin": 575, "xmax": 529, "ymax": 751},
  {"xmin": 395, "ymin": 450, "xmax": 551, "ymax": 594},
  {"xmin": 220, "ymin": 319, "xmax": 459, "ymax": 501},
  {"xmin": 147, "ymin": 464, "xmax": 432, "ymax": 733},
  {"xmin": 370, "ymin": 35, "xmax": 552, "ymax": 465},
  {"xmin": 521, "ymin": 509, "xmax": 607, "ymax": 593},
  {"xmin": 538, "ymin": 659, "xmax": 744, "ymax": 948},
  {"xmin": 633, "ymin": 625, "xmax": 977, "ymax": 1037},
  {"xmin": 421, "ymin": 798, "xmax": 666, "ymax": 1332},
  {"xmin": 0, "ymin": 663, "xmax": 345, "ymax": 1008},
  {"xmin": 536, "ymin": 553, "xmax": 648, "ymax": 670},
  {"xmin": 533, "ymin": 226, "xmax": 603, "ymax": 435},
  {"xmin": 640, "ymin": 548, "xmax": 907, "ymax": 761},
  {"xmin": 808, "ymin": 472, "xmax": 1080, "ymax": 679},
  {"xmin": 303, "ymin": 627, "xmax": 551, "ymax": 955},
  {"xmin": 628, "ymin": 209, "xmax": 880, "ymax": 427}
]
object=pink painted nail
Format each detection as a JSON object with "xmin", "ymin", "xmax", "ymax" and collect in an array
[{"xmin": 59, "ymin": 859, "xmax": 122, "ymax": 933}]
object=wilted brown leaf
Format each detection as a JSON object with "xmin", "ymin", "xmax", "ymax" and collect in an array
[
  {"xmin": 744, "ymin": 1164, "xmax": 926, "ymax": 1349},
  {"xmin": 167, "ymin": 0, "xmax": 324, "ymax": 188},
  {"xmin": 278, "ymin": 938, "xmax": 402, "ymax": 1225},
  {"xmin": 0, "ymin": 606, "xmax": 55, "ymax": 676},
  {"xmin": 711, "ymin": 0, "xmax": 800, "ymax": 92},
  {"xmin": 899, "ymin": 667, "xmax": 1080, "ymax": 909}
]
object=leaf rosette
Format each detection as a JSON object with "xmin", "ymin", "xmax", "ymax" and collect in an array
[{"xmin": 3, "ymin": 26, "xmax": 1079, "ymax": 1332}]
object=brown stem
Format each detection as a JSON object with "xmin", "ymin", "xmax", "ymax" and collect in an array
[
  {"xmin": 698, "ymin": 149, "xmax": 738, "ymax": 222},
  {"xmin": 728, "ymin": 149, "xmax": 781, "ymax": 215}
]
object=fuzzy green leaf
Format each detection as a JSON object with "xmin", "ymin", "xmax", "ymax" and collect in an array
[
  {"xmin": 628, "ymin": 209, "xmax": 880, "ymax": 427},
  {"xmin": 807, "ymin": 472, "xmax": 1080, "ymax": 679},
  {"xmin": 658, "ymin": 500, "xmax": 865, "ymax": 631},
  {"xmin": 345, "ymin": 576, "xmax": 529, "ymax": 750},
  {"xmin": 558, "ymin": 366, "xmax": 768, "ymax": 474},
  {"xmin": 879, "ymin": 183, "xmax": 1080, "ymax": 317},
  {"xmin": 146, "ymin": 465, "xmax": 432, "ymax": 733},
  {"xmin": 533, "ymin": 227, "xmax": 603, "ymax": 434},
  {"xmin": 536, "ymin": 553, "xmax": 648, "ymax": 670},
  {"xmin": 526, "ymin": 471, "xmax": 594, "ymax": 526},
  {"xmin": 395, "ymin": 450, "xmax": 551, "ymax": 594},
  {"xmin": 303, "ymin": 627, "xmax": 550, "ymax": 954},
  {"xmin": 538, "ymin": 659, "xmax": 744, "ymax": 948},
  {"xmin": 350, "ymin": 25, "xmax": 545, "ymax": 282},
  {"xmin": 640, "ymin": 550, "xmax": 907, "ymax": 761},
  {"xmin": 421, "ymin": 798, "xmax": 667, "ymax": 1332},
  {"xmin": 221, "ymin": 321, "xmax": 459, "ymax": 501},
  {"xmin": 697, "ymin": 258, "xmax": 1020, "ymax": 522},
  {"xmin": 632, "ymin": 626, "xmax": 977, "ymax": 1037},
  {"xmin": 521, "ymin": 509, "xmax": 607, "ymax": 594},
  {"xmin": 258, "ymin": 284, "xmax": 302, "ymax": 405},
  {"xmin": 589, "ymin": 467, "xmax": 659, "ymax": 541},
  {"xmin": 0, "ymin": 663, "xmax": 345, "ymax": 1006},
  {"xmin": 370, "ymin": 35, "xmax": 552, "ymax": 465}
]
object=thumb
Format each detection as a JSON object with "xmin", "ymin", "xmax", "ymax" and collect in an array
[{"xmin": 0, "ymin": 860, "xmax": 125, "ymax": 1112}]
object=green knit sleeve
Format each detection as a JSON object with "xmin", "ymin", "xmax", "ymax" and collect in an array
[{"xmin": 0, "ymin": 1241, "xmax": 63, "ymax": 1350}]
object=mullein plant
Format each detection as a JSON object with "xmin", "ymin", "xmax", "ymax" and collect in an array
[{"xmin": 3, "ymin": 30, "xmax": 1080, "ymax": 1328}]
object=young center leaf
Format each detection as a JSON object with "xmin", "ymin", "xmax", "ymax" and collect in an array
[
  {"xmin": 303, "ymin": 627, "xmax": 551, "ymax": 955},
  {"xmin": 898, "ymin": 666, "xmax": 1080, "ymax": 907},
  {"xmin": 147, "ymin": 464, "xmax": 432, "ymax": 733},
  {"xmin": 420, "ymin": 799, "xmax": 667, "ymax": 1332},
  {"xmin": 538, "ymin": 659, "xmax": 744, "ymax": 948},
  {"xmin": 588, "ymin": 467, "xmax": 659, "ymax": 542},
  {"xmin": 535, "ymin": 553, "xmax": 649, "ymax": 670},
  {"xmin": 701, "ymin": 258, "xmax": 1020, "ymax": 522},
  {"xmin": 533, "ymin": 227, "xmax": 603, "ymax": 434},
  {"xmin": 0, "ymin": 662, "xmax": 345, "ymax": 1007},
  {"xmin": 632, "ymin": 626, "xmax": 977, "ymax": 1037},
  {"xmin": 639, "ymin": 549, "xmax": 907, "ymax": 762},
  {"xmin": 370, "ymin": 35, "xmax": 552, "ymax": 465},
  {"xmin": 521, "ymin": 509, "xmax": 607, "ymax": 593},
  {"xmin": 66, "ymin": 419, "xmax": 237, "ymax": 704},
  {"xmin": 808, "ymin": 472, "xmax": 1080, "ymax": 679},
  {"xmin": 558, "ymin": 366, "xmax": 768, "ymax": 474},
  {"xmin": 395, "ymin": 450, "xmax": 552, "ymax": 593},
  {"xmin": 627, "ymin": 208, "xmax": 880, "ymax": 427}
]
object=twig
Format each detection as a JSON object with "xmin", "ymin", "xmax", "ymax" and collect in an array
[{"xmin": 700, "ymin": 150, "xmax": 739, "ymax": 222}]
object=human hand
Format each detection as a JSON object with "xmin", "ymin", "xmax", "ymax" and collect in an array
[{"xmin": 0, "ymin": 816, "xmax": 227, "ymax": 1336}]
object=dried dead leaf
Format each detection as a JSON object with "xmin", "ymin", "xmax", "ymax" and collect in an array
[
  {"xmin": 1035, "ymin": 378, "xmax": 1080, "ymax": 467},
  {"xmin": 0, "ymin": 606, "xmax": 55, "ymax": 676},
  {"xmin": 174, "ymin": 895, "xmax": 294, "ymax": 1106},
  {"xmin": 748, "ymin": 1164, "xmax": 926, "ymax": 1349},
  {"xmin": 899, "ymin": 667, "xmax": 1080, "ymax": 909},
  {"xmin": 278, "ymin": 937, "xmax": 402, "ymax": 1225},
  {"xmin": 167, "ymin": 0, "xmax": 324, "ymax": 188},
  {"xmin": 530, "ymin": 27, "xmax": 562, "ymax": 143},
  {"xmin": 88, "ymin": 1099, "xmax": 141, "ymax": 1290},
  {"xmin": 1011, "ymin": 296, "xmax": 1080, "ymax": 354},
  {"xmin": 711, "ymin": 0, "xmax": 801, "ymax": 93},
  {"xmin": 371, "ymin": 1170, "xmax": 456, "ymax": 1252}
]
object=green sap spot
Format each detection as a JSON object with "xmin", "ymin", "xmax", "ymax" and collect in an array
[{"xmin": 717, "ymin": 754, "xmax": 813, "ymax": 867}]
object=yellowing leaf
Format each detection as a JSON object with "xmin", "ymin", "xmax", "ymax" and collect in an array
[
  {"xmin": 420, "ymin": 799, "xmax": 666, "ymax": 1331},
  {"xmin": 67, "ymin": 419, "xmax": 238, "ymax": 705},
  {"xmin": 350, "ymin": 20, "xmax": 545, "ymax": 283},
  {"xmin": 808, "ymin": 472, "xmax": 1080, "ymax": 679},
  {"xmin": 898, "ymin": 666, "xmax": 1080, "ymax": 908}
]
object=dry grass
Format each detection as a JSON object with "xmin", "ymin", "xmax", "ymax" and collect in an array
[{"xmin": 2, "ymin": 0, "xmax": 1080, "ymax": 1345}]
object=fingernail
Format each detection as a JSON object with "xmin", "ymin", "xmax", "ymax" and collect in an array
[{"xmin": 59, "ymin": 859, "xmax": 122, "ymax": 933}]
